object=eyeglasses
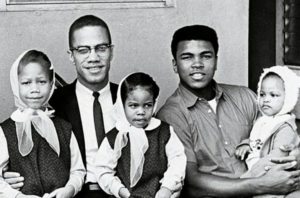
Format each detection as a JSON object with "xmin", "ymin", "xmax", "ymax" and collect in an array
[{"xmin": 70, "ymin": 44, "xmax": 113, "ymax": 56}]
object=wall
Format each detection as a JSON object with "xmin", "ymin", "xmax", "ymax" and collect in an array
[{"xmin": 0, "ymin": 0, "xmax": 249, "ymax": 121}]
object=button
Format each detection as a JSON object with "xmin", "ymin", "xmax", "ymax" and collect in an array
[
  {"xmin": 218, "ymin": 124, "xmax": 222, "ymax": 128},
  {"xmin": 224, "ymin": 141, "xmax": 228, "ymax": 145}
]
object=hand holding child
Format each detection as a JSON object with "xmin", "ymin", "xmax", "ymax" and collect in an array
[
  {"xmin": 119, "ymin": 187, "xmax": 130, "ymax": 198},
  {"xmin": 235, "ymin": 144, "xmax": 251, "ymax": 160},
  {"xmin": 155, "ymin": 187, "xmax": 172, "ymax": 198}
]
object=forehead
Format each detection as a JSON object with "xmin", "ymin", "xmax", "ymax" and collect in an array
[
  {"xmin": 127, "ymin": 86, "xmax": 153, "ymax": 99},
  {"xmin": 72, "ymin": 26, "xmax": 110, "ymax": 46},
  {"xmin": 176, "ymin": 40, "xmax": 215, "ymax": 55},
  {"xmin": 262, "ymin": 75, "xmax": 284, "ymax": 90},
  {"xmin": 19, "ymin": 62, "xmax": 48, "ymax": 76}
]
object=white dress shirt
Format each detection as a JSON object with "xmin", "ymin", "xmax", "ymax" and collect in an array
[
  {"xmin": 75, "ymin": 81, "xmax": 115, "ymax": 183},
  {"xmin": 94, "ymin": 120, "xmax": 187, "ymax": 198},
  {"xmin": 0, "ymin": 127, "xmax": 86, "ymax": 198}
]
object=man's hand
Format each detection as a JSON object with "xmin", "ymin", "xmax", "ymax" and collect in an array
[
  {"xmin": 235, "ymin": 145, "xmax": 251, "ymax": 161},
  {"xmin": 3, "ymin": 171, "xmax": 24, "ymax": 190},
  {"xmin": 257, "ymin": 161, "xmax": 300, "ymax": 195},
  {"xmin": 155, "ymin": 187, "xmax": 172, "ymax": 198}
]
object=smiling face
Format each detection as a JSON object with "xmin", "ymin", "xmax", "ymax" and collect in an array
[
  {"xmin": 69, "ymin": 25, "xmax": 113, "ymax": 91},
  {"xmin": 124, "ymin": 86, "xmax": 154, "ymax": 128},
  {"xmin": 173, "ymin": 40, "xmax": 217, "ymax": 91},
  {"xmin": 259, "ymin": 75, "xmax": 285, "ymax": 116},
  {"xmin": 18, "ymin": 62, "xmax": 52, "ymax": 110}
]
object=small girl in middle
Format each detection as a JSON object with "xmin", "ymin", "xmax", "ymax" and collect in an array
[{"xmin": 94, "ymin": 72, "xmax": 186, "ymax": 198}]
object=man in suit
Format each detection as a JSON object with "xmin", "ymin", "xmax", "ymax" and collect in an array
[{"xmin": 4, "ymin": 15, "xmax": 117, "ymax": 198}]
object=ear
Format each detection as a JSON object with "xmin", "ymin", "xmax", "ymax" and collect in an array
[
  {"xmin": 109, "ymin": 45, "xmax": 114, "ymax": 61},
  {"xmin": 172, "ymin": 59, "xmax": 178, "ymax": 74},
  {"xmin": 215, "ymin": 55, "xmax": 218, "ymax": 71},
  {"xmin": 68, "ymin": 50, "xmax": 75, "ymax": 65}
]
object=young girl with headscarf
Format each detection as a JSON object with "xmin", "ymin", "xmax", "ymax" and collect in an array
[
  {"xmin": 0, "ymin": 50, "xmax": 86, "ymax": 198},
  {"xmin": 94, "ymin": 72, "xmax": 186, "ymax": 198},
  {"xmin": 235, "ymin": 65, "xmax": 300, "ymax": 198}
]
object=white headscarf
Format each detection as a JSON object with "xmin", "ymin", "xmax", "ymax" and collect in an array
[
  {"xmin": 257, "ymin": 65, "xmax": 300, "ymax": 116},
  {"xmin": 112, "ymin": 73, "xmax": 160, "ymax": 187},
  {"xmin": 10, "ymin": 49, "xmax": 60, "ymax": 157}
]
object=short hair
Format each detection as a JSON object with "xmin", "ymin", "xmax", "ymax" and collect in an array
[
  {"xmin": 120, "ymin": 72, "xmax": 160, "ymax": 104},
  {"xmin": 171, "ymin": 25, "xmax": 219, "ymax": 58},
  {"xmin": 68, "ymin": 15, "xmax": 111, "ymax": 48},
  {"xmin": 18, "ymin": 50, "xmax": 53, "ymax": 81}
]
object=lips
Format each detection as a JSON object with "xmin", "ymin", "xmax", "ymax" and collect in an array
[
  {"xmin": 86, "ymin": 65, "xmax": 104, "ymax": 73},
  {"xmin": 261, "ymin": 105, "xmax": 271, "ymax": 109},
  {"xmin": 190, "ymin": 72, "xmax": 205, "ymax": 80}
]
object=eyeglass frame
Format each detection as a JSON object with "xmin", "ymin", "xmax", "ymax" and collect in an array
[{"xmin": 69, "ymin": 43, "xmax": 113, "ymax": 57}]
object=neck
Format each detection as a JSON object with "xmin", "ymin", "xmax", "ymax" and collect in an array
[
  {"xmin": 181, "ymin": 81, "xmax": 216, "ymax": 101},
  {"xmin": 78, "ymin": 78, "xmax": 109, "ymax": 92}
]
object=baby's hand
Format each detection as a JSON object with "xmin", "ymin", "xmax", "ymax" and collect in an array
[
  {"xmin": 155, "ymin": 187, "xmax": 172, "ymax": 198},
  {"xmin": 235, "ymin": 144, "xmax": 251, "ymax": 161},
  {"xmin": 119, "ymin": 187, "xmax": 130, "ymax": 198}
]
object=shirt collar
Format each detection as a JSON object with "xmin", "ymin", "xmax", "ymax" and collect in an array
[
  {"xmin": 178, "ymin": 80, "xmax": 224, "ymax": 108},
  {"xmin": 144, "ymin": 117, "xmax": 161, "ymax": 131},
  {"xmin": 76, "ymin": 80, "xmax": 110, "ymax": 98}
]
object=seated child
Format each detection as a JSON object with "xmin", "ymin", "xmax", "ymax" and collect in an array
[
  {"xmin": 94, "ymin": 72, "xmax": 186, "ymax": 198},
  {"xmin": 235, "ymin": 65, "xmax": 300, "ymax": 198},
  {"xmin": 0, "ymin": 50, "xmax": 86, "ymax": 198}
]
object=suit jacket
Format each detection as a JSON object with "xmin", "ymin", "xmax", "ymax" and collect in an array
[{"xmin": 49, "ymin": 80, "xmax": 118, "ymax": 166}]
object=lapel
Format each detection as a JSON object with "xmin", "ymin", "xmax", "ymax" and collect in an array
[
  {"xmin": 61, "ymin": 80, "xmax": 87, "ymax": 166},
  {"xmin": 110, "ymin": 82, "xmax": 118, "ymax": 104}
]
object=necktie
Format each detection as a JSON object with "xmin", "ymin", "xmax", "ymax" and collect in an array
[{"xmin": 93, "ymin": 92, "xmax": 105, "ymax": 147}]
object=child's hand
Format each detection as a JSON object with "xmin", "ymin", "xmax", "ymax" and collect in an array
[
  {"xmin": 45, "ymin": 185, "xmax": 75, "ymax": 198},
  {"xmin": 235, "ymin": 145, "xmax": 251, "ymax": 160},
  {"xmin": 155, "ymin": 187, "xmax": 172, "ymax": 198},
  {"xmin": 119, "ymin": 187, "xmax": 130, "ymax": 198}
]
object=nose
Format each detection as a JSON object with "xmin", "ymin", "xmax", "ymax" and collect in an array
[
  {"xmin": 192, "ymin": 56, "xmax": 204, "ymax": 68},
  {"xmin": 263, "ymin": 95, "xmax": 270, "ymax": 103},
  {"xmin": 87, "ymin": 48, "xmax": 100, "ymax": 61},
  {"xmin": 137, "ymin": 107, "xmax": 145, "ymax": 115},
  {"xmin": 30, "ymin": 83, "xmax": 40, "ymax": 93}
]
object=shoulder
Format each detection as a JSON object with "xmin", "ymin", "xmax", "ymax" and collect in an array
[
  {"xmin": 219, "ymin": 83, "xmax": 257, "ymax": 100},
  {"xmin": 0, "ymin": 118, "xmax": 15, "ymax": 129},
  {"xmin": 157, "ymin": 89, "xmax": 184, "ymax": 119}
]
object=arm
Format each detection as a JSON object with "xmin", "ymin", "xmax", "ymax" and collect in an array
[
  {"xmin": 0, "ymin": 126, "xmax": 25, "ymax": 198},
  {"xmin": 65, "ymin": 133, "xmax": 86, "ymax": 195},
  {"xmin": 158, "ymin": 107, "xmax": 300, "ymax": 197},
  {"xmin": 185, "ymin": 161, "xmax": 300, "ymax": 198},
  {"xmin": 94, "ymin": 138, "xmax": 127, "ymax": 198},
  {"xmin": 243, "ymin": 124, "xmax": 299, "ymax": 178},
  {"xmin": 159, "ymin": 126, "xmax": 186, "ymax": 192}
]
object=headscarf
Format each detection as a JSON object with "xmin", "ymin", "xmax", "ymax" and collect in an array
[
  {"xmin": 10, "ymin": 49, "xmax": 59, "ymax": 157},
  {"xmin": 112, "ymin": 73, "xmax": 160, "ymax": 187},
  {"xmin": 257, "ymin": 65, "xmax": 300, "ymax": 116}
]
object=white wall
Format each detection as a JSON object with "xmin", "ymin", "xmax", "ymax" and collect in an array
[{"xmin": 0, "ymin": 0, "xmax": 249, "ymax": 121}]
